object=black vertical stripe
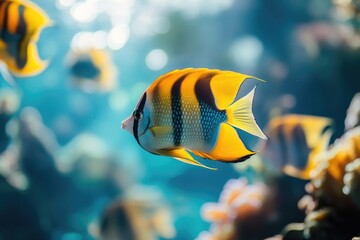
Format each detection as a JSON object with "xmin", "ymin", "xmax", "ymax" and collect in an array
[
  {"xmin": 151, "ymin": 83, "xmax": 161, "ymax": 124},
  {"xmin": 16, "ymin": 5, "xmax": 27, "ymax": 68},
  {"xmin": 0, "ymin": 2, "xmax": 11, "ymax": 38},
  {"xmin": 290, "ymin": 125, "xmax": 310, "ymax": 169},
  {"xmin": 276, "ymin": 124, "xmax": 289, "ymax": 168},
  {"xmin": 0, "ymin": 1, "xmax": 8, "ymax": 33},
  {"xmin": 194, "ymin": 73, "xmax": 218, "ymax": 109},
  {"xmin": 171, "ymin": 74, "xmax": 188, "ymax": 146},
  {"xmin": 133, "ymin": 93, "xmax": 147, "ymax": 144},
  {"xmin": 194, "ymin": 73, "xmax": 226, "ymax": 142},
  {"xmin": 17, "ymin": 5, "xmax": 26, "ymax": 34}
]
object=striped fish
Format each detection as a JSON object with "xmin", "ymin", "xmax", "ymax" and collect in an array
[
  {"xmin": 122, "ymin": 68, "xmax": 267, "ymax": 169},
  {"xmin": 0, "ymin": 0, "xmax": 51, "ymax": 79},
  {"xmin": 259, "ymin": 114, "xmax": 333, "ymax": 179}
]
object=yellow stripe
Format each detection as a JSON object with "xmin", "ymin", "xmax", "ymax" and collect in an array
[
  {"xmin": 7, "ymin": 2, "xmax": 19, "ymax": 34},
  {"xmin": 147, "ymin": 68, "xmax": 207, "ymax": 93},
  {"xmin": 149, "ymin": 70, "xmax": 184, "ymax": 126},
  {"xmin": 180, "ymin": 70, "xmax": 203, "ymax": 145}
]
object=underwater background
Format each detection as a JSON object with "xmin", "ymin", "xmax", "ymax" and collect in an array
[{"xmin": 1, "ymin": 0, "xmax": 360, "ymax": 239}]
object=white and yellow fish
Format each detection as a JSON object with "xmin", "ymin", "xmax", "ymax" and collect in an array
[{"xmin": 122, "ymin": 68, "xmax": 267, "ymax": 169}]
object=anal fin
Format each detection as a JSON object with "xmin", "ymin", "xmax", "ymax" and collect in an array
[
  {"xmin": 206, "ymin": 123, "xmax": 255, "ymax": 162},
  {"xmin": 157, "ymin": 148, "xmax": 216, "ymax": 170}
]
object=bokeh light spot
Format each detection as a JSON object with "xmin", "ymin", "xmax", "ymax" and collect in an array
[
  {"xmin": 70, "ymin": 2, "xmax": 98, "ymax": 23},
  {"xmin": 229, "ymin": 36, "xmax": 263, "ymax": 70},
  {"xmin": 107, "ymin": 24, "xmax": 130, "ymax": 50},
  {"xmin": 145, "ymin": 49, "xmax": 168, "ymax": 71}
]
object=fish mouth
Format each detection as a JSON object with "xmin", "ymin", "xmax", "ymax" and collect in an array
[
  {"xmin": 121, "ymin": 120, "xmax": 126, "ymax": 129},
  {"xmin": 121, "ymin": 116, "xmax": 133, "ymax": 134}
]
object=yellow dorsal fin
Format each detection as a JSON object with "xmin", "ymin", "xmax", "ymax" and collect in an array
[
  {"xmin": 205, "ymin": 123, "xmax": 255, "ymax": 162},
  {"xmin": 209, "ymin": 71, "xmax": 264, "ymax": 110},
  {"xmin": 147, "ymin": 68, "xmax": 264, "ymax": 108},
  {"xmin": 226, "ymin": 86, "xmax": 267, "ymax": 139},
  {"xmin": 148, "ymin": 68, "xmax": 203, "ymax": 92},
  {"xmin": 157, "ymin": 148, "xmax": 216, "ymax": 170}
]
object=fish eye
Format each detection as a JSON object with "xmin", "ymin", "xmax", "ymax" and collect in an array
[{"xmin": 133, "ymin": 110, "xmax": 143, "ymax": 121}]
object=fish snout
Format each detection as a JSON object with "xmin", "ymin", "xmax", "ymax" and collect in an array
[
  {"xmin": 121, "ymin": 120, "xmax": 126, "ymax": 129},
  {"xmin": 121, "ymin": 116, "xmax": 134, "ymax": 134}
]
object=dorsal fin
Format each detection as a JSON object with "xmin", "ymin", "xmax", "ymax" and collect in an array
[{"xmin": 209, "ymin": 71, "xmax": 264, "ymax": 110}]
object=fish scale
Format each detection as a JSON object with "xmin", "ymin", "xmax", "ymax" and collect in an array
[
  {"xmin": 152, "ymin": 96, "xmax": 174, "ymax": 148},
  {"xmin": 198, "ymin": 100, "xmax": 226, "ymax": 148},
  {"xmin": 179, "ymin": 97, "xmax": 203, "ymax": 148}
]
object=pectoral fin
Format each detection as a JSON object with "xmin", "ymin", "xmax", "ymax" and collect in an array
[
  {"xmin": 157, "ymin": 148, "xmax": 216, "ymax": 170},
  {"xmin": 149, "ymin": 126, "xmax": 173, "ymax": 137}
]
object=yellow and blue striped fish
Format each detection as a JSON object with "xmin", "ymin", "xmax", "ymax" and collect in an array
[
  {"xmin": 0, "ymin": 0, "xmax": 51, "ymax": 78},
  {"xmin": 122, "ymin": 68, "xmax": 267, "ymax": 169}
]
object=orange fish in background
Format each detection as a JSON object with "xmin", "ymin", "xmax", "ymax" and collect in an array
[
  {"xmin": 0, "ymin": 0, "xmax": 51, "ymax": 84},
  {"xmin": 259, "ymin": 114, "xmax": 333, "ymax": 179},
  {"xmin": 122, "ymin": 68, "xmax": 267, "ymax": 169}
]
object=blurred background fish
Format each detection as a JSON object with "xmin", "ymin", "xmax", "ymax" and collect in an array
[
  {"xmin": 67, "ymin": 48, "xmax": 117, "ymax": 93},
  {"xmin": 0, "ymin": 0, "xmax": 52, "ymax": 85},
  {"xmin": 259, "ymin": 114, "xmax": 333, "ymax": 179}
]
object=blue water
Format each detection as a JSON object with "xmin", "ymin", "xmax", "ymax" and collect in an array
[{"xmin": 1, "ymin": 0, "xmax": 360, "ymax": 239}]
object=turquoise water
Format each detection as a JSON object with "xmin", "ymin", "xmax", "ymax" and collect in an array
[{"xmin": 1, "ymin": 0, "xmax": 360, "ymax": 239}]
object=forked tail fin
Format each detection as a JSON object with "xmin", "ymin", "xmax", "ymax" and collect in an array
[{"xmin": 226, "ymin": 86, "xmax": 267, "ymax": 139}]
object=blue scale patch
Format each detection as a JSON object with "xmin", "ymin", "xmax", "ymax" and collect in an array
[{"xmin": 198, "ymin": 100, "xmax": 226, "ymax": 146}]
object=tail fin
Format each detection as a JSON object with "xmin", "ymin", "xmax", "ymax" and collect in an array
[{"xmin": 226, "ymin": 86, "xmax": 267, "ymax": 139}]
